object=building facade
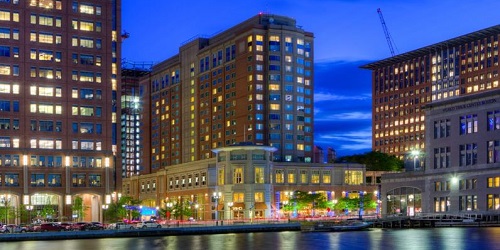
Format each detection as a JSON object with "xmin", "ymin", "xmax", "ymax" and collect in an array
[
  {"xmin": 138, "ymin": 14, "xmax": 315, "ymax": 175},
  {"xmin": 362, "ymin": 25, "xmax": 500, "ymax": 162},
  {"xmin": 381, "ymin": 90, "xmax": 500, "ymax": 215},
  {"xmin": 0, "ymin": 0, "xmax": 121, "ymax": 223},
  {"xmin": 120, "ymin": 63, "xmax": 152, "ymax": 178},
  {"xmin": 122, "ymin": 144, "xmax": 372, "ymax": 221}
]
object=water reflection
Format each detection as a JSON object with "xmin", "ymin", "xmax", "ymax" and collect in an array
[{"xmin": 1, "ymin": 227, "xmax": 500, "ymax": 250}]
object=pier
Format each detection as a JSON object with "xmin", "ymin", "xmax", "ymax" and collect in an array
[{"xmin": 369, "ymin": 213, "xmax": 500, "ymax": 228}]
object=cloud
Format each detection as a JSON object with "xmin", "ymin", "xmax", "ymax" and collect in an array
[
  {"xmin": 315, "ymin": 127, "xmax": 372, "ymax": 154},
  {"xmin": 315, "ymin": 112, "xmax": 372, "ymax": 121},
  {"xmin": 314, "ymin": 92, "xmax": 371, "ymax": 102}
]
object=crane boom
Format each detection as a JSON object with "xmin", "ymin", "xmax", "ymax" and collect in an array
[{"xmin": 377, "ymin": 8, "xmax": 397, "ymax": 57}]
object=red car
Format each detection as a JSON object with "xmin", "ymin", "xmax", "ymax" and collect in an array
[{"xmin": 40, "ymin": 223, "xmax": 66, "ymax": 232}]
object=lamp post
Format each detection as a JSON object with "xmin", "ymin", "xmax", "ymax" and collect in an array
[
  {"xmin": 166, "ymin": 202, "xmax": 173, "ymax": 220},
  {"xmin": 194, "ymin": 204, "xmax": 199, "ymax": 221},
  {"xmin": 359, "ymin": 191, "xmax": 366, "ymax": 220},
  {"xmin": 26, "ymin": 205, "xmax": 33, "ymax": 224},
  {"xmin": 212, "ymin": 192, "xmax": 222, "ymax": 224},
  {"xmin": 227, "ymin": 202, "xmax": 233, "ymax": 221},
  {"xmin": 102, "ymin": 204, "xmax": 108, "ymax": 223},
  {"xmin": 282, "ymin": 200, "xmax": 289, "ymax": 219},
  {"xmin": 411, "ymin": 150, "xmax": 420, "ymax": 170}
]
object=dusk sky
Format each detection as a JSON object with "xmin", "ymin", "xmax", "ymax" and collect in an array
[{"xmin": 122, "ymin": 0, "xmax": 500, "ymax": 157}]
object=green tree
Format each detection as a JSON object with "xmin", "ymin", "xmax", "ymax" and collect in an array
[
  {"xmin": 72, "ymin": 196, "xmax": 87, "ymax": 221},
  {"xmin": 332, "ymin": 194, "xmax": 377, "ymax": 215},
  {"xmin": 40, "ymin": 205, "xmax": 56, "ymax": 221},
  {"xmin": 170, "ymin": 200, "xmax": 192, "ymax": 220},
  {"xmin": 336, "ymin": 151, "xmax": 404, "ymax": 171},
  {"xmin": 283, "ymin": 191, "xmax": 327, "ymax": 216},
  {"xmin": 105, "ymin": 196, "xmax": 141, "ymax": 222}
]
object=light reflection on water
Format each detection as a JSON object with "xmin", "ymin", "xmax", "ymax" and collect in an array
[{"xmin": 1, "ymin": 227, "xmax": 500, "ymax": 250}]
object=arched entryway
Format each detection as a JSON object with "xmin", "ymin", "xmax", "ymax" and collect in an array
[{"xmin": 386, "ymin": 187, "xmax": 422, "ymax": 216}]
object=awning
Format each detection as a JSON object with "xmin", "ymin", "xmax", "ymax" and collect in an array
[
  {"xmin": 232, "ymin": 202, "xmax": 245, "ymax": 209},
  {"xmin": 254, "ymin": 203, "xmax": 267, "ymax": 210}
]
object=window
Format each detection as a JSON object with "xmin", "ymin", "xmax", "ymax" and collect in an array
[
  {"xmin": 459, "ymin": 114, "xmax": 478, "ymax": 135},
  {"xmin": 287, "ymin": 170, "xmax": 296, "ymax": 183},
  {"xmin": 233, "ymin": 167, "xmax": 243, "ymax": 184},
  {"xmin": 344, "ymin": 170, "xmax": 363, "ymax": 185},
  {"xmin": 459, "ymin": 195, "xmax": 477, "ymax": 211},
  {"xmin": 255, "ymin": 167, "xmax": 264, "ymax": 184},
  {"xmin": 217, "ymin": 168, "xmax": 224, "ymax": 185},
  {"xmin": 322, "ymin": 171, "xmax": 331, "ymax": 184},
  {"xmin": 433, "ymin": 147, "xmax": 450, "ymax": 169},
  {"xmin": 487, "ymin": 111, "xmax": 500, "ymax": 131},
  {"xmin": 30, "ymin": 173, "xmax": 45, "ymax": 187},
  {"xmin": 47, "ymin": 174, "xmax": 61, "ymax": 187},
  {"xmin": 72, "ymin": 173, "xmax": 86, "ymax": 187},
  {"xmin": 459, "ymin": 143, "xmax": 477, "ymax": 166},
  {"xmin": 300, "ymin": 170, "xmax": 308, "ymax": 183},
  {"xmin": 311, "ymin": 170, "xmax": 320, "ymax": 184},
  {"xmin": 89, "ymin": 174, "xmax": 101, "ymax": 187},
  {"xmin": 487, "ymin": 140, "xmax": 500, "ymax": 164},
  {"xmin": 80, "ymin": 21, "xmax": 94, "ymax": 31}
]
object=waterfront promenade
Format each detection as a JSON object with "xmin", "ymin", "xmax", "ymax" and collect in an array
[{"xmin": 0, "ymin": 222, "xmax": 301, "ymax": 242}]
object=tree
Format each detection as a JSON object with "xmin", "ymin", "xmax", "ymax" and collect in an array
[
  {"xmin": 336, "ymin": 151, "xmax": 404, "ymax": 171},
  {"xmin": 332, "ymin": 194, "xmax": 377, "ymax": 215},
  {"xmin": 40, "ymin": 205, "xmax": 56, "ymax": 221},
  {"xmin": 283, "ymin": 191, "xmax": 328, "ymax": 216},
  {"xmin": 170, "ymin": 200, "xmax": 192, "ymax": 220},
  {"xmin": 105, "ymin": 196, "xmax": 142, "ymax": 222},
  {"xmin": 72, "ymin": 196, "xmax": 87, "ymax": 222}
]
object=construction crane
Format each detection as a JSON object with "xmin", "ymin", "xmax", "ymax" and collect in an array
[{"xmin": 377, "ymin": 8, "xmax": 398, "ymax": 57}]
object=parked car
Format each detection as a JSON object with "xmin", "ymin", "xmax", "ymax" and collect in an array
[
  {"xmin": 137, "ymin": 221, "xmax": 162, "ymax": 229},
  {"xmin": 71, "ymin": 222, "xmax": 91, "ymax": 231},
  {"xmin": 40, "ymin": 223, "xmax": 66, "ymax": 232},
  {"xmin": 113, "ymin": 222, "xmax": 135, "ymax": 230},
  {"xmin": 1, "ymin": 224, "xmax": 28, "ymax": 233},
  {"xmin": 59, "ymin": 222, "xmax": 73, "ymax": 231},
  {"xmin": 88, "ymin": 222, "xmax": 104, "ymax": 230}
]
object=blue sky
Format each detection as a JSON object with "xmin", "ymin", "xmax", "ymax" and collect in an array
[{"xmin": 122, "ymin": 0, "xmax": 500, "ymax": 156}]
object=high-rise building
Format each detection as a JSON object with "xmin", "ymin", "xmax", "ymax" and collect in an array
[
  {"xmin": 363, "ymin": 25, "xmax": 500, "ymax": 215},
  {"xmin": 120, "ymin": 61, "xmax": 152, "ymax": 178},
  {"xmin": 0, "ymin": 0, "xmax": 120, "ymax": 223},
  {"xmin": 139, "ymin": 14, "xmax": 314, "ymax": 174},
  {"xmin": 362, "ymin": 25, "xmax": 500, "ymax": 163}
]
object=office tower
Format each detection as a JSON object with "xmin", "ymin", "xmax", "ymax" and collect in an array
[
  {"xmin": 120, "ymin": 62, "xmax": 151, "ymax": 178},
  {"xmin": 362, "ymin": 25, "xmax": 500, "ymax": 163},
  {"xmin": 140, "ymin": 14, "xmax": 314, "ymax": 173},
  {"xmin": 0, "ymin": 0, "xmax": 120, "ymax": 222}
]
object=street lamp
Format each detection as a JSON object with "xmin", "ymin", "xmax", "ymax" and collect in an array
[
  {"xmin": 227, "ymin": 202, "xmax": 233, "ymax": 221},
  {"xmin": 359, "ymin": 191, "xmax": 366, "ymax": 220},
  {"xmin": 102, "ymin": 204, "xmax": 109, "ymax": 223},
  {"xmin": 194, "ymin": 204, "xmax": 199, "ymax": 221},
  {"xmin": 166, "ymin": 202, "xmax": 173, "ymax": 221},
  {"xmin": 411, "ymin": 150, "xmax": 420, "ymax": 170},
  {"xmin": 26, "ymin": 205, "xmax": 33, "ymax": 224},
  {"xmin": 282, "ymin": 200, "xmax": 289, "ymax": 219},
  {"xmin": 212, "ymin": 192, "xmax": 222, "ymax": 223}
]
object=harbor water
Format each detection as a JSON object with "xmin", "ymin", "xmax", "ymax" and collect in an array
[{"xmin": 1, "ymin": 227, "xmax": 499, "ymax": 250}]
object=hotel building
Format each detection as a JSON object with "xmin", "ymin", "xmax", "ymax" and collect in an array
[
  {"xmin": 121, "ymin": 14, "xmax": 377, "ymax": 220},
  {"xmin": 363, "ymin": 26, "xmax": 500, "ymax": 215},
  {"xmin": 362, "ymin": 25, "xmax": 500, "ymax": 163},
  {"xmin": 0, "ymin": 0, "xmax": 120, "ymax": 223},
  {"xmin": 139, "ymin": 13, "xmax": 315, "ymax": 175}
]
